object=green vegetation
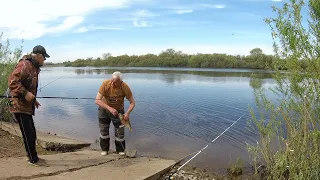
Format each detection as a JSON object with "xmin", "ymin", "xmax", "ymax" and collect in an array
[
  {"xmin": 43, "ymin": 62, "xmax": 65, "ymax": 67},
  {"xmin": 0, "ymin": 33, "xmax": 23, "ymax": 122},
  {"xmin": 62, "ymin": 48, "xmax": 277, "ymax": 69},
  {"xmin": 61, "ymin": 47, "xmax": 313, "ymax": 70},
  {"xmin": 248, "ymin": 0, "xmax": 320, "ymax": 179},
  {"xmin": 227, "ymin": 157, "xmax": 244, "ymax": 178}
]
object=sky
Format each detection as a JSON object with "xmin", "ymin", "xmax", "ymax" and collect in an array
[{"xmin": 0, "ymin": 0, "xmax": 284, "ymax": 63}]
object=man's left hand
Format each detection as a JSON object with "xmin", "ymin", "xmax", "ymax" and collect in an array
[
  {"xmin": 124, "ymin": 113, "xmax": 130, "ymax": 121},
  {"xmin": 35, "ymin": 100, "xmax": 41, "ymax": 109}
]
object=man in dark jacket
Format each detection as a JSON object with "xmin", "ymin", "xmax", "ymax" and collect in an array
[{"xmin": 7, "ymin": 45, "xmax": 50, "ymax": 166}]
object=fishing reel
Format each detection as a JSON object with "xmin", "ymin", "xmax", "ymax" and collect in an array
[
  {"xmin": 6, "ymin": 100, "xmax": 15, "ymax": 107},
  {"xmin": 4, "ymin": 88, "xmax": 15, "ymax": 107}
]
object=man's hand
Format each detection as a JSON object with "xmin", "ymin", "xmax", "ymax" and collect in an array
[
  {"xmin": 123, "ymin": 112, "xmax": 130, "ymax": 121},
  {"xmin": 35, "ymin": 100, "xmax": 41, "ymax": 109},
  {"xmin": 25, "ymin": 91, "xmax": 35, "ymax": 102},
  {"xmin": 108, "ymin": 107, "xmax": 118, "ymax": 116}
]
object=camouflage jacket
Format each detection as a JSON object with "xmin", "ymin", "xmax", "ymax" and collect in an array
[{"xmin": 7, "ymin": 55, "xmax": 41, "ymax": 115}]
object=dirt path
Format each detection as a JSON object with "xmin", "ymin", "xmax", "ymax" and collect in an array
[{"xmin": 0, "ymin": 129, "xmax": 58, "ymax": 158}]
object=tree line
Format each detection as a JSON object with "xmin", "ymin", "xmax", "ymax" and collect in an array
[{"xmin": 62, "ymin": 48, "xmax": 279, "ymax": 70}]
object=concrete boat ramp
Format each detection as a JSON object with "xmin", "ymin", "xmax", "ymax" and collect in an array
[
  {"xmin": 0, "ymin": 150, "xmax": 176, "ymax": 180},
  {"xmin": 0, "ymin": 122, "xmax": 177, "ymax": 180}
]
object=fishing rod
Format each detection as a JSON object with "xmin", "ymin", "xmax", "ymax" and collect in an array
[
  {"xmin": 0, "ymin": 95, "xmax": 149, "ymax": 105},
  {"xmin": 0, "ymin": 95, "xmax": 97, "ymax": 100},
  {"xmin": 1, "ymin": 72, "xmax": 67, "ymax": 99},
  {"xmin": 166, "ymin": 113, "xmax": 246, "ymax": 180}
]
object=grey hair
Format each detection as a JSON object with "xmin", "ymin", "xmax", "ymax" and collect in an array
[{"xmin": 112, "ymin": 71, "xmax": 123, "ymax": 81}]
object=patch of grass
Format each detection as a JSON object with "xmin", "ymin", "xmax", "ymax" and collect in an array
[{"xmin": 227, "ymin": 157, "xmax": 244, "ymax": 178}]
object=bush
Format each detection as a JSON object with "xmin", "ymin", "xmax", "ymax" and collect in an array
[
  {"xmin": 247, "ymin": 0, "xmax": 320, "ymax": 179},
  {"xmin": 0, "ymin": 33, "xmax": 23, "ymax": 122}
]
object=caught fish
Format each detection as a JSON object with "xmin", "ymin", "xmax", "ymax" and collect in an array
[{"xmin": 119, "ymin": 113, "xmax": 133, "ymax": 131}]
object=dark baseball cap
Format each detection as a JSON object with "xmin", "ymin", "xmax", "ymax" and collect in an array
[{"xmin": 33, "ymin": 45, "xmax": 50, "ymax": 58}]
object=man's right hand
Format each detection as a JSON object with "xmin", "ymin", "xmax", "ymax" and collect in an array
[
  {"xmin": 25, "ymin": 91, "xmax": 35, "ymax": 102},
  {"xmin": 108, "ymin": 107, "xmax": 118, "ymax": 116}
]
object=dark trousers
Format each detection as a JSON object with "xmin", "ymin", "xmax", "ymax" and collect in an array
[
  {"xmin": 98, "ymin": 107, "xmax": 125, "ymax": 153},
  {"xmin": 14, "ymin": 113, "xmax": 39, "ymax": 163}
]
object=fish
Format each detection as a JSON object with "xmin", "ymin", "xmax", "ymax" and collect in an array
[{"xmin": 119, "ymin": 113, "xmax": 133, "ymax": 131}]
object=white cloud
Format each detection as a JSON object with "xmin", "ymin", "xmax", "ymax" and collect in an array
[
  {"xmin": 0, "ymin": 0, "xmax": 131, "ymax": 40},
  {"xmin": 175, "ymin": 10, "xmax": 193, "ymax": 14},
  {"xmin": 201, "ymin": 4, "xmax": 225, "ymax": 9},
  {"xmin": 47, "ymin": 16, "xmax": 84, "ymax": 33},
  {"xmin": 75, "ymin": 26, "xmax": 124, "ymax": 33},
  {"xmin": 133, "ymin": 10, "xmax": 158, "ymax": 17},
  {"xmin": 133, "ymin": 20, "xmax": 152, "ymax": 27},
  {"xmin": 130, "ymin": 10, "xmax": 157, "ymax": 28}
]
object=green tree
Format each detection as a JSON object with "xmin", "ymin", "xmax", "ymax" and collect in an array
[
  {"xmin": 0, "ymin": 33, "xmax": 23, "ymax": 122},
  {"xmin": 248, "ymin": 0, "xmax": 320, "ymax": 179},
  {"xmin": 250, "ymin": 48, "xmax": 263, "ymax": 56},
  {"xmin": 102, "ymin": 52, "xmax": 112, "ymax": 60},
  {"xmin": 63, "ymin": 48, "xmax": 277, "ymax": 69}
]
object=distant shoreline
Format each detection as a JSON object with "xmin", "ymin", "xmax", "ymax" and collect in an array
[{"xmin": 46, "ymin": 48, "xmax": 282, "ymax": 70}]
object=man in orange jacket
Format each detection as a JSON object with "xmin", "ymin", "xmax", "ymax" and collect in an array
[{"xmin": 95, "ymin": 71, "xmax": 135, "ymax": 156}]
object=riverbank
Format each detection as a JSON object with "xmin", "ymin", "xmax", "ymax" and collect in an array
[
  {"xmin": 0, "ymin": 128, "xmax": 59, "ymax": 158},
  {"xmin": 0, "ymin": 127, "xmax": 260, "ymax": 180}
]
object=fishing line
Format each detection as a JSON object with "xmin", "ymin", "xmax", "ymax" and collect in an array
[
  {"xmin": 166, "ymin": 113, "xmax": 246, "ymax": 180},
  {"xmin": 0, "ymin": 95, "xmax": 157, "ymax": 106},
  {"xmin": 38, "ymin": 75, "xmax": 67, "ymax": 92}
]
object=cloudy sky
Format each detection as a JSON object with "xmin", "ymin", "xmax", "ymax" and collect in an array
[{"xmin": 0, "ymin": 0, "xmax": 283, "ymax": 63}]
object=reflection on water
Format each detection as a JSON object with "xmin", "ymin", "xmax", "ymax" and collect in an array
[
  {"xmin": 34, "ymin": 67, "xmax": 277, "ymax": 172},
  {"xmin": 70, "ymin": 67, "xmax": 273, "ymax": 77}
]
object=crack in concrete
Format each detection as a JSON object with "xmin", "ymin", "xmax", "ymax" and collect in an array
[{"xmin": 2, "ymin": 157, "xmax": 124, "ymax": 180}]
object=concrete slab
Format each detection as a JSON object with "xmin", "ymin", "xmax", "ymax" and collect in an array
[
  {"xmin": 0, "ymin": 122, "xmax": 90, "ymax": 151},
  {"xmin": 0, "ymin": 150, "xmax": 176, "ymax": 180},
  {"xmin": 33, "ymin": 157, "xmax": 176, "ymax": 180},
  {"xmin": 0, "ymin": 150, "xmax": 124, "ymax": 180}
]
